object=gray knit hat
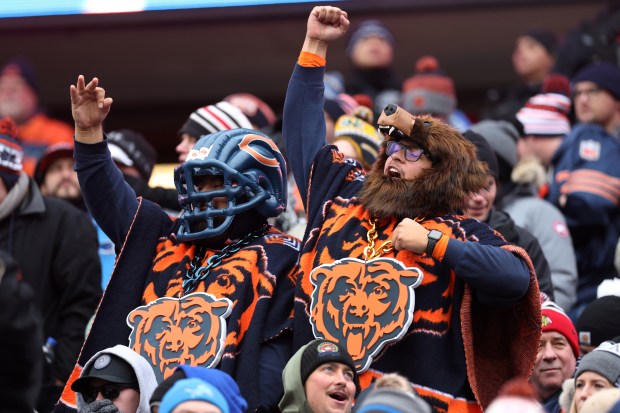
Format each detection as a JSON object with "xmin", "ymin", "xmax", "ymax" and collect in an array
[
  {"xmin": 576, "ymin": 341, "xmax": 620, "ymax": 387},
  {"xmin": 354, "ymin": 388, "xmax": 431, "ymax": 413}
]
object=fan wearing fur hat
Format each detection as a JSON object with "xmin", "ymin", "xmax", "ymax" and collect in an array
[
  {"xmin": 283, "ymin": 6, "xmax": 541, "ymax": 413},
  {"xmin": 57, "ymin": 74, "xmax": 301, "ymax": 413}
]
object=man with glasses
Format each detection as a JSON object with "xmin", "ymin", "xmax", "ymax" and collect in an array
[
  {"xmin": 545, "ymin": 63, "xmax": 620, "ymax": 317},
  {"xmin": 283, "ymin": 6, "xmax": 541, "ymax": 412},
  {"xmin": 71, "ymin": 345, "xmax": 157, "ymax": 413}
]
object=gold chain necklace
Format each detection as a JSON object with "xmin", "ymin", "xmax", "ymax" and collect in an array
[
  {"xmin": 362, "ymin": 216, "xmax": 427, "ymax": 261},
  {"xmin": 363, "ymin": 218, "xmax": 394, "ymax": 260}
]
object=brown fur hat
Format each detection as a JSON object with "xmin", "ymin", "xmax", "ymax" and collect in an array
[{"xmin": 360, "ymin": 105, "xmax": 488, "ymax": 219}]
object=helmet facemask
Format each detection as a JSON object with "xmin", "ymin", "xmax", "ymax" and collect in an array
[{"xmin": 174, "ymin": 129, "xmax": 287, "ymax": 241}]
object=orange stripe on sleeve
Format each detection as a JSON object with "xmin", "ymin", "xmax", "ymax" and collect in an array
[
  {"xmin": 432, "ymin": 234, "xmax": 449, "ymax": 261},
  {"xmin": 298, "ymin": 51, "xmax": 326, "ymax": 67}
]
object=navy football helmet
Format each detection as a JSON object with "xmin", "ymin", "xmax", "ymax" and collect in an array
[{"xmin": 174, "ymin": 128, "xmax": 287, "ymax": 241}]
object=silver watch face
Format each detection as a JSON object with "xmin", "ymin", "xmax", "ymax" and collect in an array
[{"xmin": 428, "ymin": 230, "xmax": 442, "ymax": 241}]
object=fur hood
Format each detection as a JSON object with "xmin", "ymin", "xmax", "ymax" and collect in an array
[
  {"xmin": 560, "ymin": 378, "xmax": 576, "ymax": 413},
  {"xmin": 360, "ymin": 109, "xmax": 489, "ymax": 219}
]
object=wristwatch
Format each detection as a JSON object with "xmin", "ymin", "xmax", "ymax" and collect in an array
[{"xmin": 426, "ymin": 230, "xmax": 443, "ymax": 256}]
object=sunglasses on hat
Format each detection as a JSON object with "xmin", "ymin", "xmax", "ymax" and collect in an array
[{"xmin": 83, "ymin": 383, "xmax": 139, "ymax": 404}]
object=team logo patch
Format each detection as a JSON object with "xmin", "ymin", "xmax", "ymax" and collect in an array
[
  {"xmin": 541, "ymin": 314, "xmax": 552, "ymax": 327},
  {"xmin": 579, "ymin": 140, "xmax": 601, "ymax": 161},
  {"xmin": 317, "ymin": 341, "xmax": 338, "ymax": 354},
  {"xmin": 580, "ymin": 331, "xmax": 592, "ymax": 345},
  {"xmin": 127, "ymin": 292, "xmax": 232, "ymax": 382},
  {"xmin": 309, "ymin": 257, "xmax": 423, "ymax": 372},
  {"xmin": 553, "ymin": 220, "xmax": 569, "ymax": 238},
  {"xmin": 93, "ymin": 354, "xmax": 111, "ymax": 370},
  {"xmin": 187, "ymin": 145, "xmax": 213, "ymax": 161}
]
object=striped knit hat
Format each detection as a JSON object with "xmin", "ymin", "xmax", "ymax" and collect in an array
[
  {"xmin": 402, "ymin": 56, "xmax": 456, "ymax": 118},
  {"xmin": 0, "ymin": 117, "xmax": 23, "ymax": 191},
  {"xmin": 516, "ymin": 74, "xmax": 571, "ymax": 137},
  {"xmin": 178, "ymin": 101, "xmax": 252, "ymax": 139},
  {"xmin": 223, "ymin": 93, "xmax": 276, "ymax": 129}
]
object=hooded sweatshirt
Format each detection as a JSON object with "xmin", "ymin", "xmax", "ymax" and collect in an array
[
  {"xmin": 75, "ymin": 345, "xmax": 158, "ymax": 413},
  {"xmin": 279, "ymin": 341, "xmax": 314, "ymax": 413}
]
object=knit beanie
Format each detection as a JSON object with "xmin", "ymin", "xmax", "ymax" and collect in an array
[
  {"xmin": 346, "ymin": 20, "xmax": 395, "ymax": 57},
  {"xmin": 516, "ymin": 74, "xmax": 572, "ymax": 137},
  {"xmin": 463, "ymin": 130, "xmax": 499, "ymax": 180},
  {"xmin": 159, "ymin": 378, "xmax": 229, "ymax": 413},
  {"xmin": 34, "ymin": 142, "xmax": 74, "ymax": 185},
  {"xmin": 576, "ymin": 296, "xmax": 620, "ymax": 348},
  {"xmin": 106, "ymin": 129, "xmax": 157, "ymax": 182},
  {"xmin": 178, "ymin": 101, "xmax": 252, "ymax": 139},
  {"xmin": 575, "ymin": 341, "xmax": 620, "ymax": 386},
  {"xmin": 223, "ymin": 93, "xmax": 276, "ymax": 129},
  {"xmin": 402, "ymin": 56, "xmax": 456, "ymax": 118},
  {"xmin": 150, "ymin": 366, "xmax": 247, "ymax": 413},
  {"xmin": 523, "ymin": 29, "xmax": 558, "ymax": 55},
  {"xmin": 354, "ymin": 388, "xmax": 431, "ymax": 413},
  {"xmin": 0, "ymin": 57, "xmax": 40, "ymax": 95},
  {"xmin": 0, "ymin": 117, "xmax": 23, "ymax": 191},
  {"xmin": 572, "ymin": 62, "xmax": 620, "ymax": 101},
  {"xmin": 179, "ymin": 366, "xmax": 247, "ymax": 413},
  {"xmin": 333, "ymin": 107, "xmax": 382, "ymax": 169},
  {"xmin": 541, "ymin": 300, "xmax": 580, "ymax": 358},
  {"xmin": 469, "ymin": 120, "xmax": 519, "ymax": 169},
  {"xmin": 300, "ymin": 339, "xmax": 359, "ymax": 390}
]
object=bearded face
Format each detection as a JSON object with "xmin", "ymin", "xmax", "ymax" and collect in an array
[
  {"xmin": 360, "ymin": 165, "xmax": 439, "ymax": 221},
  {"xmin": 360, "ymin": 114, "xmax": 490, "ymax": 219},
  {"xmin": 41, "ymin": 158, "xmax": 82, "ymax": 201}
]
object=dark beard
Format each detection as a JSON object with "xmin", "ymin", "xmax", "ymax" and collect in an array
[{"xmin": 359, "ymin": 169, "xmax": 441, "ymax": 221}]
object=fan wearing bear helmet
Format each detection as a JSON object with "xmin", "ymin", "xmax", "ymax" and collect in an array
[{"xmin": 54, "ymin": 75, "xmax": 300, "ymax": 413}]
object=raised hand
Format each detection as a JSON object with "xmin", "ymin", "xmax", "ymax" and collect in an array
[
  {"xmin": 302, "ymin": 6, "xmax": 349, "ymax": 58},
  {"xmin": 306, "ymin": 6, "xmax": 350, "ymax": 44},
  {"xmin": 70, "ymin": 75, "xmax": 113, "ymax": 143}
]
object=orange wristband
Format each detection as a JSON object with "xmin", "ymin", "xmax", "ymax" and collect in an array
[{"xmin": 298, "ymin": 51, "xmax": 326, "ymax": 67}]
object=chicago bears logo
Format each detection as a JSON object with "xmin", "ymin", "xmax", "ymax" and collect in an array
[
  {"xmin": 238, "ymin": 134, "xmax": 281, "ymax": 167},
  {"xmin": 309, "ymin": 257, "xmax": 423, "ymax": 372},
  {"xmin": 127, "ymin": 292, "xmax": 232, "ymax": 382}
]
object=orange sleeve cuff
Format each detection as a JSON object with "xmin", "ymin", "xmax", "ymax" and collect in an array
[
  {"xmin": 298, "ymin": 51, "xmax": 326, "ymax": 67},
  {"xmin": 432, "ymin": 235, "xmax": 449, "ymax": 261}
]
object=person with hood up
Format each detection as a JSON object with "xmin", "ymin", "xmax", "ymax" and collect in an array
[{"xmin": 71, "ymin": 345, "xmax": 157, "ymax": 413}]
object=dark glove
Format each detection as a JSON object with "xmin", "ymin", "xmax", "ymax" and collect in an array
[{"xmin": 81, "ymin": 399, "xmax": 120, "ymax": 413}]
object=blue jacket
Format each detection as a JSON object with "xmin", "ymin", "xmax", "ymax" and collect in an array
[{"xmin": 547, "ymin": 123, "xmax": 620, "ymax": 300}]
